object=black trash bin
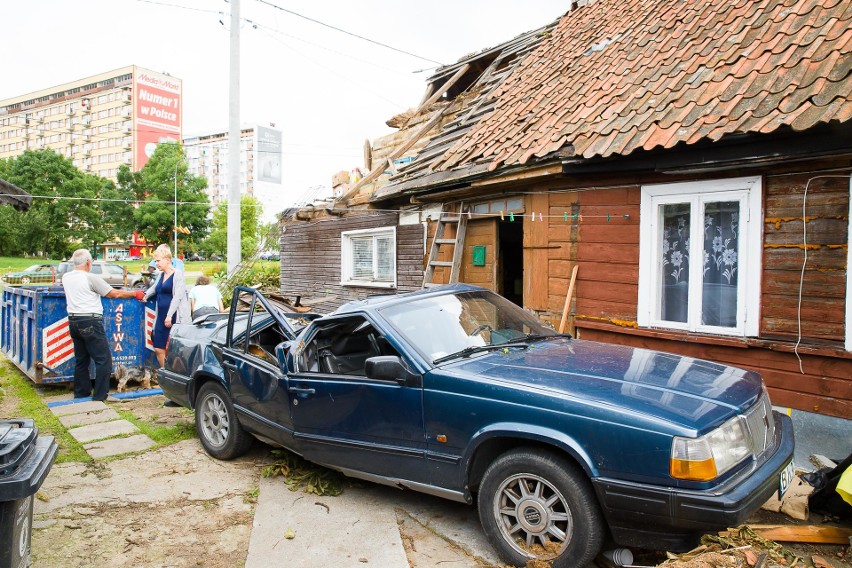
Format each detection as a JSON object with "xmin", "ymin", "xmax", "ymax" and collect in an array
[{"xmin": 0, "ymin": 419, "xmax": 58, "ymax": 568}]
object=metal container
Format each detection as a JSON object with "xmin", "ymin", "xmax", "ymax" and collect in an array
[{"xmin": 1, "ymin": 286, "xmax": 157, "ymax": 383}]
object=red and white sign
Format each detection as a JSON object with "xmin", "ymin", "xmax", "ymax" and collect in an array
[
  {"xmin": 145, "ymin": 307, "xmax": 156, "ymax": 351},
  {"xmin": 133, "ymin": 68, "xmax": 182, "ymax": 170},
  {"xmin": 43, "ymin": 317, "xmax": 74, "ymax": 370}
]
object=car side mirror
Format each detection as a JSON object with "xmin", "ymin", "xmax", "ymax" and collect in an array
[{"xmin": 365, "ymin": 356, "xmax": 421, "ymax": 387}]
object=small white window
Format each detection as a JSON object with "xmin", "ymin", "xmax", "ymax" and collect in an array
[
  {"xmin": 638, "ymin": 176, "xmax": 762, "ymax": 337},
  {"xmin": 341, "ymin": 226, "xmax": 396, "ymax": 288}
]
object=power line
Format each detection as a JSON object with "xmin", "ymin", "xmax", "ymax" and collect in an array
[{"xmin": 252, "ymin": 0, "xmax": 444, "ymax": 66}]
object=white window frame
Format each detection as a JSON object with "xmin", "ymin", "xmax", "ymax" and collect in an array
[
  {"xmin": 637, "ymin": 176, "xmax": 762, "ymax": 337},
  {"xmin": 340, "ymin": 226, "xmax": 397, "ymax": 289}
]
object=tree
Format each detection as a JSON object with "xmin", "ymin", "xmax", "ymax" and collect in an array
[
  {"xmin": 0, "ymin": 150, "xmax": 110, "ymax": 258},
  {"xmin": 117, "ymin": 142, "xmax": 209, "ymax": 254},
  {"xmin": 204, "ymin": 196, "xmax": 264, "ymax": 259}
]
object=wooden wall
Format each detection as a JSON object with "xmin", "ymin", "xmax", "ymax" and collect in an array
[
  {"xmin": 279, "ymin": 212, "xmax": 424, "ymax": 314},
  {"xmin": 761, "ymin": 173, "xmax": 849, "ymax": 342},
  {"xmin": 558, "ymin": 165, "xmax": 852, "ymax": 420}
]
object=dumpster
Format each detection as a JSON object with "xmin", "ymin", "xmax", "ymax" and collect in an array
[
  {"xmin": 0, "ymin": 419, "xmax": 58, "ymax": 568},
  {"xmin": 1, "ymin": 286, "xmax": 157, "ymax": 384}
]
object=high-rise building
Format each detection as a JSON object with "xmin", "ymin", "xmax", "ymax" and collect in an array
[
  {"xmin": 183, "ymin": 124, "xmax": 282, "ymax": 207},
  {"xmin": 0, "ymin": 65, "xmax": 182, "ymax": 180}
]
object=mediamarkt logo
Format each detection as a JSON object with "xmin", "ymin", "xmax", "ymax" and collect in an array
[{"xmin": 137, "ymin": 72, "xmax": 180, "ymax": 92}]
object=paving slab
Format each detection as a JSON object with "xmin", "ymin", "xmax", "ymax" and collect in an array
[
  {"xmin": 246, "ymin": 476, "xmax": 410, "ymax": 568},
  {"xmin": 58, "ymin": 407, "xmax": 120, "ymax": 427},
  {"xmin": 49, "ymin": 400, "xmax": 107, "ymax": 416},
  {"xmin": 68, "ymin": 419, "xmax": 139, "ymax": 443},
  {"xmin": 83, "ymin": 434, "xmax": 156, "ymax": 459}
]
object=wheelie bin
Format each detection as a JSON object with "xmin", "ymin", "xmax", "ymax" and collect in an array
[{"xmin": 0, "ymin": 419, "xmax": 58, "ymax": 568}]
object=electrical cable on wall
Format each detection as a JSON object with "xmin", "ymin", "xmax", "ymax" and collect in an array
[{"xmin": 794, "ymin": 175, "xmax": 852, "ymax": 374}]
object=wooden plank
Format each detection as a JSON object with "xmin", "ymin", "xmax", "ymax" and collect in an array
[
  {"xmin": 576, "ymin": 242, "xmax": 640, "ymax": 263},
  {"xmin": 559, "ymin": 265, "xmax": 579, "ymax": 334},
  {"xmin": 526, "ymin": 193, "xmax": 550, "ymax": 310},
  {"xmin": 762, "ymin": 248, "xmax": 847, "ymax": 271},
  {"xmin": 718, "ymin": 525, "xmax": 852, "ymax": 545},
  {"xmin": 553, "ymin": 260, "xmax": 638, "ymax": 283}
]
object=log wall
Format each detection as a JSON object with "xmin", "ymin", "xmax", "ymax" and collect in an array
[{"xmin": 279, "ymin": 212, "xmax": 424, "ymax": 313}]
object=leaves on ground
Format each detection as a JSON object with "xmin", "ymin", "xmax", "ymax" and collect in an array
[{"xmin": 261, "ymin": 449, "xmax": 344, "ymax": 496}]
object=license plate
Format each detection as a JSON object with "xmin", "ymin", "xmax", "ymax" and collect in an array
[{"xmin": 778, "ymin": 460, "xmax": 795, "ymax": 499}]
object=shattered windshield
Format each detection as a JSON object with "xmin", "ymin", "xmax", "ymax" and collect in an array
[{"xmin": 380, "ymin": 290, "xmax": 555, "ymax": 364}]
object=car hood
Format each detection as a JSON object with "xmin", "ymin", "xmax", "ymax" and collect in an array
[{"xmin": 451, "ymin": 338, "xmax": 763, "ymax": 431}]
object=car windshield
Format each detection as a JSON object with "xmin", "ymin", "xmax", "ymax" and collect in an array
[
  {"xmin": 380, "ymin": 290, "xmax": 556, "ymax": 364},
  {"xmin": 23, "ymin": 265, "xmax": 43, "ymax": 272}
]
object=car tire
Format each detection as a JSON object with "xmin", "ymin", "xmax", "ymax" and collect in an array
[
  {"xmin": 20, "ymin": 276, "xmax": 30, "ymax": 284},
  {"xmin": 132, "ymin": 280, "xmax": 147, "ymax": 290},
  {"xmin": 195, "ymin": 381, "xmax": 253, "ymax": 460},
  {"xmin": 477, "ymin": 449, "xmax": 605, "ymax": 568}
]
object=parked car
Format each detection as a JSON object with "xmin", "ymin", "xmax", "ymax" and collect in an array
[
  {"xmin": 56, "ymin": 260, "xmax": 145, "ymax": 288},
  {"xmin": 159, "ymin": 284, "xmax": 794, "ymax": 568},
  {"xmin": 1, "ymin": 264, "xmax": 58, "ymax": 286},
  {"xmin": 259, "ymin": 250, "xmax": 280, "ymax": 261}
]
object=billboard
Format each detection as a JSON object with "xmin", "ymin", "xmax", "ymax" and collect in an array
[
  {"xmin": 133, "ymin": 68, "xmax": 182, "ymax": 170},
  {"xmin": 255, "ymin": 125, "xmax": 282, "ymax": 184}
]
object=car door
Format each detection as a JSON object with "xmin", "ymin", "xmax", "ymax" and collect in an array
[
  {"xmin": 220, "ymin": 289, "xmax": 306, "ymax": 447},
  {"xmin": 288, "ymin": 314, "xmax": 427, "ymax": 483}
]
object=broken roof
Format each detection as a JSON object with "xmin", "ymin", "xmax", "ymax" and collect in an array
[
  {"xmin": 0, "ymin": 178, "xmax": 32, "ymax": 210},
  {"xmin": 382, "ymin": 0, "xmax": 851, "ymax": 195}
]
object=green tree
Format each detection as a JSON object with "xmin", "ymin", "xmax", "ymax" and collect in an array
[
  {"xmin": 204, "ymin": 196, "xmax": 264, "ymax": 259},
  {"xmin": 0, "ymin": 149, "xmax": 111, "ymax": 258},
  {"xmin": 117, "ymin": 142, "xmax": 209, "ymax": 254}
]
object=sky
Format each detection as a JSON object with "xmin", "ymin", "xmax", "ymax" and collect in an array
[{"xmin": 1, "ymin": 0, "xmax": 568, "ymax": 221}]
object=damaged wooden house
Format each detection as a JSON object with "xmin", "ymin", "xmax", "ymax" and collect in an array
[{"xmin": 279, "ymin": 0, "xmax": 852, "ymax": 422}]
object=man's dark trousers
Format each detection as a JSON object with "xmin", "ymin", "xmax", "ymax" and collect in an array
[{"xmin": 68, "ymin": 316, "xmax": 112, "ymax": 401}]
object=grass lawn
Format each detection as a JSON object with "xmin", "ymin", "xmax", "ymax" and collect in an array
[{"xmin": 0, "ymin": 256, "xmax": 62, "ymax": 274}]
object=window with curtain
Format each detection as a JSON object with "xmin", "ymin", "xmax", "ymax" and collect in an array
[
  {"xmin": 638, "ymin": 177, "xmax": 761, "ymax": 337},
  {"xmin": 341, "ymin": 227, "xmax": 397, "ymax": 288}
]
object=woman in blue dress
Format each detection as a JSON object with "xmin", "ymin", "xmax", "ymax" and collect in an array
[{"xmin": 142, "ymin": 244, "xmax": 190, "ymax": 367}]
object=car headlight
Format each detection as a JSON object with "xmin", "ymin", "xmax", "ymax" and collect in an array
[{"xmin": 670, "ymin": 416, "xmax": 752, "ymax": 481}]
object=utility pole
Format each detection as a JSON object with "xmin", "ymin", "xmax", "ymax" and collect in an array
[
  {"xmin": 227, "ymin": 0, "xmax": 241, "ymax": 274},
  {"xmin": 174, "ymin": 160, "xmax": 178, "ymax": 255}
]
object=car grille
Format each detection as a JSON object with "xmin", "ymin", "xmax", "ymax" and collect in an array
[{"xmin": 743, "ymin": 391, "xmax": 775, "ymax": 457}]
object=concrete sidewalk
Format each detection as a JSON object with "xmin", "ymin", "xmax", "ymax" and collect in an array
[
  {"xmin": 43, "ymin": 391, "xmax": 497, "ymax": 567},
  {"xmin": 245, "ymin": 472, "xmax": 498, "ymax": 568}
]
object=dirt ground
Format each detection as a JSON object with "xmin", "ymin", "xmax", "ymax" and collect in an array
[{"xmin": 6, "ymin": 384, "xmax": 851, "ymax": 568}]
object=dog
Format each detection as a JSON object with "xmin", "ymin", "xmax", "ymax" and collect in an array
[{"xmin": 113, "ymin": 364, "xmax": 157, "ymax": 392}]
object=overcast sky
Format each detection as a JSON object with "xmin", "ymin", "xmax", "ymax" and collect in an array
[{"xmin": 1, "ymin": 0, "xmax": 568, "ymax": 220}]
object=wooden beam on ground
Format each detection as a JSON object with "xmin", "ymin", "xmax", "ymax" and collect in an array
[{"xmin": 719, "ymin": 525, "xmax": 852, "ymax": 544}]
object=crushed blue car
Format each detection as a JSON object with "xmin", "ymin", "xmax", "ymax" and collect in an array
[{"xmin": 159, "ymin": 284, "xmax": 794, "ymax": 567}]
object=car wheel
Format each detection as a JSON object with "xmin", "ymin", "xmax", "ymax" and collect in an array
[
  {"xmin": 195, "ymin": 381, "xmax": 252, "ymax": 460},
  {"xmin": 20, "ymin": 276, "xmax": 30, "ymax": 284},
  {"xmin": 132, "ymin": 280, "xmax": 146, "ymax": 290},
  {"xmin": 477, "ymin": 449, "xmax": 605, "ymax": 568}
]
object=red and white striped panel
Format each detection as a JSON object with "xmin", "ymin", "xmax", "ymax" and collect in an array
[
  {"xmin": 145, "ymin": 307, "xmax": 156, "ymax": 351},
  {"xmin": 43, "ymin": 317, "xmax": 74, "ymax": 370}
]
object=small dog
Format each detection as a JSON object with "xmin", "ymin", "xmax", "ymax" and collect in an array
[{"xmin": 113, "ymin": 365, "xmax": 157, "ymax": 392}]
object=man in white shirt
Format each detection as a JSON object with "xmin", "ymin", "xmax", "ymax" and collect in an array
[{"xmin": 62, "ymin": 248, "xmax": 141, "ymax": 401}]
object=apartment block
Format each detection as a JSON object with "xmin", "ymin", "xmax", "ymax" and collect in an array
[
  {"xmin": 0, "ymin": 65, "xmax": 182, "ymax": 180},
  {"xmin": 183, "ymin": 124, "xmax": 282, "ymax": 207}
]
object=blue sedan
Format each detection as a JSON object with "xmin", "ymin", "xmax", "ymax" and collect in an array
[{"xmin": 159, "ymin": 284, "xmax": 794, "ymax": 567}]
